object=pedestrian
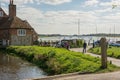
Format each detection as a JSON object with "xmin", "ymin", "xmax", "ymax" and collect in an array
[
  {"xmin": 66, "ymin": 41, "xmax": 70, "ymax": 50},
  {"xmin": 83, "ymin": 41, "xmax": 87, "ymax": 53},
  {"xmin": 93, "ymin": 40, "xmax": 95, "ymax": 48}
]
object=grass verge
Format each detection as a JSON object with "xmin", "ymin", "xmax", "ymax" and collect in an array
[
  {"xmin": 4, "ymin": 46, "xmax": 120, "ymax": 75},
  {"xmin": 89, "ymin": 46, "xmax": 120, "ymax": 59}
]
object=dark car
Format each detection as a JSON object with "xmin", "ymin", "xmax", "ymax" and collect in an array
[
  {"xmin": 56, "ymin": 40, "xmax": 67, "ymax": 48},
  {"xmin": 94, "ymin": 40, "xmax": 100, "ymax": 46},
  {"xmin": 109, "ymin": 42, "xmax": 120, "ymax": 47}
]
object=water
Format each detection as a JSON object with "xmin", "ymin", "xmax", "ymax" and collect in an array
[
  {"xmin": 0, "ymin": 53, "xmax": 47, "ymax": 80},
  {"xmin": 39, "ymin": 36, "xmax": 120, "ymax": 43},
  {"xmin": 39, "ymin": 36, "xmax": 94, "ymax": 42}
]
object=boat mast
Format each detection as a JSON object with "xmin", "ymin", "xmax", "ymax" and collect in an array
[{"xmin": 78, "ymin": 19, "xmax": 80, "ymax": 38}]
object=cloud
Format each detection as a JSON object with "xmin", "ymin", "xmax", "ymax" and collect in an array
[
  {"xmin": 17, "ymin": 6, "xmax": 44, "ymax": 27},
  {"xmin": 40, "ymin": 0, "xmax": 72, "ymax": 5},
  {"xmin": 84, "ymin": 0, "xmax": 99, "ymax": 6},
  {"xmin": 1, "ymin": 0, "xmax": 120, "ymax": 34},
  {"xmin": 100, "ymin": 2, "xmax": 112, "ymax": 7},
  {"xmin": 43, "ymin": 10, "xmax": 98, "ymax": 24},
  {"xmin": 95, "ymin": 8, "xmax": 112, "ymax": 13},
  {"xmin": 1, "ymin": 0, "xmax": 28, "ymax": 5},
  {"xmin": 100, "ymin": 0, "xmax": 120, "ymax": 7},
  {"xmin": 1, "ymin": 0, "xmax": 8, "ymax": 3},
  {"xmin": 102, "ymin": 13, "xmax": 120, "ymax": 20},
  {"xmin": 1, "ymin": 0, "xmax": 72, "ymax": 5},
  {"xmin": 16, "ymin": 6, "xmax": 99, "ymax": 34}
]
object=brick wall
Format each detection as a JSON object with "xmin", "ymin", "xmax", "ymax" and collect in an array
[{"xmin": 11, "ymin": 35, "xmax": 32, "ymax": 46}]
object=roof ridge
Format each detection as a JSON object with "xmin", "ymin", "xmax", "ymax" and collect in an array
[
  {"xmin": 0, "ymin": 7, "xmax": 8, "ymax": 17},
  {"xmin": 0, "ymin": 16, "xmax": 33, "ymax": 29}
]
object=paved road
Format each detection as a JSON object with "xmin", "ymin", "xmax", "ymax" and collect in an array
[
  {"xmin": 30, "ymin": 71, "xmax": 120, "ymax": 80},
  {"xmin": 54, "ymin": 71, "xmax": 120, "ymax": 80}
]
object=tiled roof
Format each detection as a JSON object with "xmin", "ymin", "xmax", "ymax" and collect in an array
[
  {"xmin": 0, "ymin": 17, "xmax": 9, "ymax": 26},
  {"xmin": 0, "ymin": 16, "xmax": 33, "ymax": 29},
  {"xmin": 0, "ymin": 8, "xmax": 8, "ymax": 17}
]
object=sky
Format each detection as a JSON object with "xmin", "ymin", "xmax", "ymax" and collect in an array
[{"xmin": 1, "ymin": 0, "xmax": 120, "ymax": 35}]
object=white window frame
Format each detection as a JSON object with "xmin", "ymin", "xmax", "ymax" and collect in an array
[
  {"xmin": 17, "ymin": 29, "xmax": 26, "ymax": 36},
  {"xmin": 0, "ymin": 11, "xmax": 3, "ymax": 17}
]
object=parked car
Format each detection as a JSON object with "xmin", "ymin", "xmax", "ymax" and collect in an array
[
  {"xmin": 55, "ymin": 40, "xmax": 70, "ymax": 50},
  {"xmin": 109, "ymin": 42, "xmax": 120, "ymax": 47},
  {"xmin": 93, "ymin": 40, "xmax": 100, "ymax": 46},
  {"xmin": 56, "ymin": 40, "xmax": 67, "ymax": 48}
]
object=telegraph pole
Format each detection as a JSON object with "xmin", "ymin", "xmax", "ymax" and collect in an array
[
  {"xmin": 114, "ymin": 24, "xmax": 115, "ymax": 41},
  {"xmin": 78, "ymin": 19, "xmax": 80, "ymax": 38},
  {"xmin": 95, "ymin": 23, "xmax": 97, "ymax": 34}
]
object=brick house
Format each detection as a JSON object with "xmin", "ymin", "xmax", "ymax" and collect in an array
[{"xmin": 0, "ymin": 0, "xmax": 38, "ymax": 46}]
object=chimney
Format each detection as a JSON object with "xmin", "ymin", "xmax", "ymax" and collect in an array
[{"xmin": 9, "ymin": 0, "xmax": 16, "ymax": 17}]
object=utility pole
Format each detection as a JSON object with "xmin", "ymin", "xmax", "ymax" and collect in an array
[
  {"xmin": 109, "ymin": 26, "xmax": 111, "ymax": 40},
  {"xmin": 114, "ymin": 24, "xmax": 115, "ymax": 41},
  {"xmin": 95, "ymin": 23, "xmax": 97, "ymax": 34},
  {"xmin": 78, "ymin": 19, "xmax": 80, "ymax": 38}
]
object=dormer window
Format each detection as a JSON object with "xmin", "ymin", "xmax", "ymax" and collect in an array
[
  {"xmin": 17, "ymin": 29, "xmax": 26, "ymax": 36},
  {"xmin": 0, "ymin": 11, "xmax": 3, "ymax": 17}
]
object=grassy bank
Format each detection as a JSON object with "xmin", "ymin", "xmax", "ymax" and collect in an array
[
  {"xmin": 89, "ymin": 47, "xmax": 120, "ymax": 59},
  {"xmin": 6, "ymin": 46, "xmax": 120, "ymax": 75}
]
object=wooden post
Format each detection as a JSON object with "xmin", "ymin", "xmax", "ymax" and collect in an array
[{"xmin": 100, "ymin": 37, "xmax": 107, "ymax": 69}]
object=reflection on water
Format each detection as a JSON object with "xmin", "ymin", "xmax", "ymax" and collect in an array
[{"xmin": 0, "ymin": 53, "xmax": 47, "ymax": 80}]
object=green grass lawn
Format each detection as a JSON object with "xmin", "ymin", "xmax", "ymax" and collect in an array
[
  {"xmin": 89, "ymin": 46, "xmax": 120, "ymax": 59},
  {"xmin": 6, "ymin": 46, "xmax": 120, "ymax": 75}
]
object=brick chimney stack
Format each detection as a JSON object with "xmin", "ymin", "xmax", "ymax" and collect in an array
[{"xmin": 9, "ymin": 0, "xmax": 16, "ymax": 17}]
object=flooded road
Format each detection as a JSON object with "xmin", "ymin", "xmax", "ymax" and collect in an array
[{"xmin": 0, "ymin": 53, "xmax": 47, "ymax": 80}]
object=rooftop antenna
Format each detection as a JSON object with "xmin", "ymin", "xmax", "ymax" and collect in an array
[
  {"xmin": 12, "ymin": 0, "xmax": 13, "ymax": 4},
  {"xmin": 10, "ymin": 0, "xmax": 11, "ymax": 4},
  {"xmin": 10, "ymin": 0, "xmax": 13, "ymax": 4}
]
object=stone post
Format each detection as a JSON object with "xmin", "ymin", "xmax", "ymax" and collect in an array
[{"xmin": 100, "ymin": 37, "xmax": 107, "ymax": 69}]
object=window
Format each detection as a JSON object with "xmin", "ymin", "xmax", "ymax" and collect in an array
[
  {"xmin": 0, "ymin": 11, "xmax": 3, "ymax": 17},
  {"xmin": 17, "ymin": 29, "xmax": 26, "ymax": 36}
]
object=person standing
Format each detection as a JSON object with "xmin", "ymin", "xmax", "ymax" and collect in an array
[
  {"xmin": 83, "ymin": 41, "xmax": 87, "ymax": 53},
  {"xmin": 93, "ymin": 40, "xmax": 95, "ymax": 48}
]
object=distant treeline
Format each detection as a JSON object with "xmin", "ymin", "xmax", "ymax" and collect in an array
[
  {"xmin": 38, "ymin": 34, "xmax": 69, "ymax": 37},
  {"xmin": 86, "ymin": 33, "xmax": 120, "ymax": 37},
  {"xmin": 38, "ymin": 33, "xmax": 120, "ymax": 37}
]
